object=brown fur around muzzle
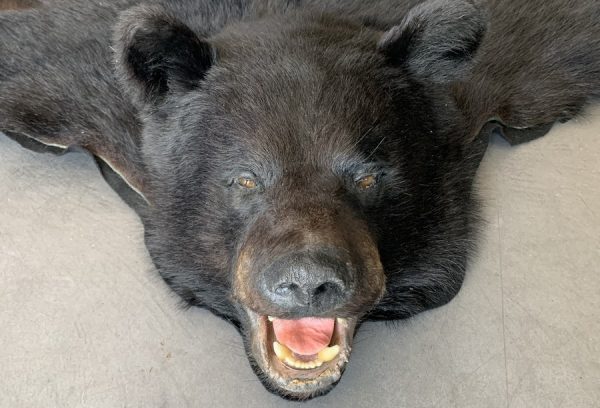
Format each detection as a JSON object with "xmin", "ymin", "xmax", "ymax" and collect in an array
[
  {"xmin": 0, "ymin": 0, "xmax": 43, "ymax": 11},
  {"xmin": 233, "ymin": 185, "xmax": 386, "ymax": 319}
]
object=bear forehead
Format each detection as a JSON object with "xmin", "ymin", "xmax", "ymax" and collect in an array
[
  {"xmin": 200, "ymin": 55, "xmax": 405, "ymax": 159},
  {"xmin": 214, "ymin": 12, "xmax": 384, "ymax": 58},
  {"xmin": 154, "ymin": 13, "xmax": 423, "ymax": 176},
  {"xmin": 209, "ymin": 12, "xmax": 400, "ymax": 98}
]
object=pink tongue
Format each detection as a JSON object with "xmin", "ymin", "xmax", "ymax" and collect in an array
[{"xmin": 272, "ymin": 317, "xmax": 335, "ymax": 356}]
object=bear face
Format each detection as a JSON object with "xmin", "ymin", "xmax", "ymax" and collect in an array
[{"xmin": 113, "ymin": 1, "xmax": 487, "ymax": 400}]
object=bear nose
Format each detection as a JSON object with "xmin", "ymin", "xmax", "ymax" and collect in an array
[{"xmin": 260, "ymin": 250, "xmax": 352, "ymax": 316}]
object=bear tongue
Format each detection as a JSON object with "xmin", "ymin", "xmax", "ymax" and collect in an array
[{"xmin": 272, "ymin": 317, "xmax": 335, "ymax": 356}]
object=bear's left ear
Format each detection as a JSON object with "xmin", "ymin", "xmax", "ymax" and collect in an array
[
  {"xmin": 378, "ymin": 0, "xmax": 487, "ymax": 84},
  {"xmin": 114, "ymin": 5, "xmax": 216, "ymax": 107}
]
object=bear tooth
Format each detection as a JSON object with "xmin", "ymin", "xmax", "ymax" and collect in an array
[
  {"xmin": 267, "ymin": 316, "xmax": 275, "ymax": 322},
  {"xmin": 274, "ymin": 342, "xmax": 333, "ymax": 369},
  {"xmin": 284, "ymin": 357, "xmax": 297, "ymax": 367},
  {"xmin": 286, "ymin": 358, "xmax": 305, "ymax": 370},
  {"xmin": 305, "ymin": 360, "xmax": 322, "ymax": 369},
  {"xmin": 317, "ymin": 345, "xmax": 340, "ymax": 362},
  {"xmin": 273, "ymin": 341, "xmax": 292, "ymax": 360},
  {"xmin": 282, "ymin": 356, "xmax": 323, "ymax": 370}
]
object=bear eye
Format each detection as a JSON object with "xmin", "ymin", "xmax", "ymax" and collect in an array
[
  {"xmin": 236, "ymin": 176, "xmax": 258, "ymax": 190},
  {"xmin": 356, "ymin": 174, "xmax": 377, "ymax": 190}
]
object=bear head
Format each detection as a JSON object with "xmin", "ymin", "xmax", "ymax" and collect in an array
[{"xmin": 113, "ymin": 0, "xmax": 487, "ymax": 400}]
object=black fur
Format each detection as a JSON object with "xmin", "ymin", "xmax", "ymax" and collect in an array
[
  {"xmin": 1, "ymin": 0, "xmax": 599, "ymax": 400},
  {"xmin": 378, "ymin": 0, "xmax": 487, "ymax": 83},
  {"xmin": 115, "ymin": 5, "xmax": 217, "ymax": 106}
]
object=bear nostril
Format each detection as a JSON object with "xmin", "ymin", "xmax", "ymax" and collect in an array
[{"xmin": 312, "ymin": 281, "xmax": 341, "ymax": 298}]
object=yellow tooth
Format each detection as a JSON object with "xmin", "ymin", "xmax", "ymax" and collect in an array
[
  {"xmin": 318, "ymin": 345, "xmax": 340, "ymax": 362},
  {"xmin": 267, "ymin": 316, "xmax": 275, "ymax": 322},
  {"xmin": 283, "ymin": 356, "xmax": 324, "ymax": 370},
  {"xmin": 273, "ymin": 341, "xmax": 292, "ymax": 360},
  {"xmin": 284, "ymin": 357, "xmax": 297, "ymax": 367},
  {"xmin": 305, "ymin": 360, "xmax": 322, "ymax": 369},
  {"xmin": 273, "ymin": 342, "xmax": 337, "ymax": 370}
]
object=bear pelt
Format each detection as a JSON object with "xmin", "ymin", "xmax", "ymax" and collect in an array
[{"xmin": 1, "ymin": 0, "xmax": 599, "ymax": 400}]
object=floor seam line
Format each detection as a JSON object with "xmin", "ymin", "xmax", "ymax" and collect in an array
[{"xmin": 498, "ymin": 197, "xmax": 509, "ymax": 408}]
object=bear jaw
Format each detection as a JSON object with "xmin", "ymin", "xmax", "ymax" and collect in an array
[{"xmin": 243, "ymin": 308, "xmax": 357, "ymax": 399}]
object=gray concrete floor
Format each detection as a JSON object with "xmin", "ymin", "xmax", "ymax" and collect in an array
[{"xmin": 1, "ymin": 107, "xmax": 599, "ymax": 407}]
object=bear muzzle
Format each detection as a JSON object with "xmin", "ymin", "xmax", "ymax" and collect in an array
[{"xmin": 233, "ymin": 240, "xmax": 385, "ymax": 398}]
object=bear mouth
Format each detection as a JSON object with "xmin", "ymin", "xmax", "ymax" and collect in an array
[{"xmin": 244, "ymin": 308, "xmax": 357, "ymax": 399}]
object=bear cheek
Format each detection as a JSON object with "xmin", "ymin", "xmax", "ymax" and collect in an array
[
  {"xmin": 231, "ymin": 245, "xmax": 265, "ymax": 311},
  {"xmin": 345, "ymin": 223, "xmax": 387, "ymax": 311}
]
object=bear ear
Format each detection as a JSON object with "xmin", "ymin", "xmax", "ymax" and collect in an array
[
  {"xmin": 114, "ymin": 6, "xmax": 215, "ymax": 107},
  {"xmin": 378, "ymin": 0, "xmax": 487, "ymax": 84}
]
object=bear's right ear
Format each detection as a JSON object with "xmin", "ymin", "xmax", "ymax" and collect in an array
[
  {"xmin": 114, "ymin": 6, "xmax": 215, "ymax": 107},
  {"xmin": 378, "ymin": 0, "xmax": 487, "ymax": 84}
]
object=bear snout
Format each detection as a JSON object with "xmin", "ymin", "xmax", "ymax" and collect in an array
[{"xmin": 258, "ymin": 249, "xmax": 354, "ymax": 317}]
